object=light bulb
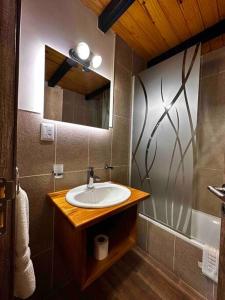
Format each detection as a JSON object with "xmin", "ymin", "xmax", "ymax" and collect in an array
[
  {"xmin": 92, "ymin": 55, "xmax": 102, "ymax": 69},
  {"xmin": 76, "ymin": 42, "xmax": 90, "ymax": 60}
]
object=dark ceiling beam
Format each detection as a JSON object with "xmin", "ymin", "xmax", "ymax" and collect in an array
[
  {"xmin": 85, "ymin": 82, "xmax": 110, "ymax": 100},
  {"xmin": 98, "ymin": 0, "xmax": 135, "ymax": 33},
  {"xmin": 148, "ymin": 19, "xmax": 225, "ymax": 68},
  {"xmin": 48, "ymin": 58, "xmax": 77, "ymax": 87}
]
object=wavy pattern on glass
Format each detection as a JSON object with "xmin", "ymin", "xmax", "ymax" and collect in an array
[{"xmin": 131, "ymin": 44, "xmax": 201, "ymax": 236}]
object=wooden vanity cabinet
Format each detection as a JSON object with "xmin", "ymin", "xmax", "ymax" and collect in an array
[
  {"xmin": 49, "ymin": 187, "xmax": 149, "ymax": 290},
  {"xmin": 54, "ymin": 205, "xmax": 137, "ymax": 289}
]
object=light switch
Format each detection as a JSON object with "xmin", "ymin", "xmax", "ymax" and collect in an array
[{"xmin": 40, "ymin": 122, "xmax": 55, "ymax": 141}]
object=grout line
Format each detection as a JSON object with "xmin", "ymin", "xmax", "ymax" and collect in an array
[
  {"xmin": 20, "ymin": 165, "xmax": 129, "ymax": 179},
  {"xmin": 20, "ymin": 166, "xmax": 129, "ymax": 179},
  {"xmin": 132, "ymin": 49, "xmax": 134, "ymax": 75},
  {"xmin": 113, "ymin": 114, "xmax": 131, "ymax": 120},
  {"xmin": 146, "ymin": 219, "xmax": 149, "ymax": 252},
  {"xmin": 111, "ymin": 164, "xmax": 129, "ymax": 168},
  {"xmin": 116, "ymin": 59, "xmax": 133, "ymax": 74},
  {"xmin": 18, "ymin": 108, "xmax": 41, "ymax": 115},
  {"xmin": 110, "ymin": 128, "xmax": 113, "ymax": 182},
  {"xmin": 54, "ymin": 123, "xmax": 57, "ymax": 165},
  {"xmin": 20, "ymin": 173, "xmax": 53, "ymax": 178},
  {"xmin": 88, "ymin": 130, "xmax": 90, "ymax": 167},
  {"xmin": 129, "ymin": 75, "xmax": 135, "ymax": 185},
  {"xmin": 53, "ymin": 124, "xmax": 57, "ymax": 192},
  {"xmin": 61, "ymin": 169, "xmax": 88, "ymax": 174},
  {"xmin": 201, "ymin": 69, "xmax": 225, "ymax": 79},
  {"xmin": 196, "ymin": 167, "xmax": 224, "ymax": 172}
]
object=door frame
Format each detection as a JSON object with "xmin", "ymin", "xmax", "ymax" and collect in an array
[{"xmin": 0, "ymin": 0, "xmax": 21, "ymax": 299}]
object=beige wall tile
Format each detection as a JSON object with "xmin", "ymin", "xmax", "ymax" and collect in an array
[
  {"xmin": 197, "ymin": 120, "xmax": 225, "ymax": 170},
  {"xmin": 112, "ymin": 116, "xmax": 130, "ymax": 165},
  {"xmin": 137, "ymin": 216, "xmax": 148, "ymax": 251},
  {"xmin": 147, "ymin": 222, "xmax": 175, "ymax": 272},
  {"xmin": 174, "ymin": 237, "xmax": 214, "ymax": 299},
  {"xmin": 115, "ymin": 36, "xmax": 132, "ymax": 72},
  {"xmin": 114, "ymin": 62, "xmax": 132, "ymax": 118},
  {"xmin": 20, "ymin": 175, "xmax": 54, "ymax": 256},
  {"xmin": 132, "ymin": 51, "xmax": 147, "ymax": 75},
  {"xmin": 89, "ymin": 128, "xmax": 112, "ymax": 168},
  {"xmin": 201, "ymin": 46, "xmax": 225, "ymax": 78},
  {"xmin": 111, "ymin": 165, "xmax": 129, "ymax": 185},
  {"xmin": 199, "ymin": 73, "xmax": 225, "ymax": 124},
  {"xmin": 56, "ymin": 122, "xmax": 89, "ymax": 171},
  {"xmin": 17, "ymin": 110, "xmax": 55, "ymax": 176}
]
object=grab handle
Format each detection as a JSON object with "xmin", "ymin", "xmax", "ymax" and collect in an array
[{"xmin": 207, "ymin": 185, "xmax": 225, "ymax": 202}]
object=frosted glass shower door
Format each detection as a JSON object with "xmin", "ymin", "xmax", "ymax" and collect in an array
[{"xmin": 131, "ymin": 45, "xmax": 201, "ymax": 236}]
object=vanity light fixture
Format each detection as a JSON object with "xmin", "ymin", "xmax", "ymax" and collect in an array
[
  {"xmin": 76, "ymin": 42, "xmax": 90, "ymax": 60},
  {"xmin": 69, "ymin": 42, "xmax": 102, "ymax": 70},
  {"xmin": 91, "ymin": 55, "xmax": 102, "ymax": 69}
]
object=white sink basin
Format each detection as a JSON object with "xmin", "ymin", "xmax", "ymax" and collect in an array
[{"xmin": 66, "ymin": 182, "xmax": 131, "ymax": 208}]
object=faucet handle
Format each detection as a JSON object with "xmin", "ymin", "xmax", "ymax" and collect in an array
[{"xmin": 88, "ymin": 166, "xmax": 94, "ymax": 177}]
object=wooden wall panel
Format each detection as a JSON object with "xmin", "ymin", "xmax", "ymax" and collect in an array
[
  {"xmin": 218, "ymin": 0, "xmax": 225, "ymax": 19},
  {"xmin": 197, "ymin": 0, "xmax": 219, "ymax": 27},
  {"xmin": 125, "ymin": 2, "xmax": 168, "ymax": 54},
  {"xmin": 140, "ymin": 0, "xmax": 180, "ymax": 48},
  {"xmin": 178, "ymin": 0, "xmax": 204, "ymax": 35},
  {"xmin": 152, "ymin": 0, "xmax": 192, "ymax": 41}
]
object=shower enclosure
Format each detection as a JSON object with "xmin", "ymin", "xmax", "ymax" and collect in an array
[{"xmin": 131, "ymin": 44, "xmax": 201, "ymax": 237}]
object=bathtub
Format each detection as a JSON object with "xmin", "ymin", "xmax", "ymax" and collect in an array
[{"xmin": 139, "ymin": 209, "xmax": 221, "ymax": 250}]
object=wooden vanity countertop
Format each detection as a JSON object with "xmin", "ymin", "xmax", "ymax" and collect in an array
[{"xmin": 47, "ymin": 186, "xmax": 150, "ymax": 229}]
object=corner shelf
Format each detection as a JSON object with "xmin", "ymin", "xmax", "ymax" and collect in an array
[{"xmin": 84, "ymin": 237, "xmax": 135, "ymax": 289}]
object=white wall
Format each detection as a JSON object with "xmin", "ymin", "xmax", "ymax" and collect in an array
[{"xmin": 19, "ymin": 0, "xmax": 115, "ymax": 114}]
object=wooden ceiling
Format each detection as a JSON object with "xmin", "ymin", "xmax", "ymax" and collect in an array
[
  {"xmin": 45, "ymin": 46, "xmax": 109, "ymax": 95},
  {"xmin": 81, "ymin": 0, "xmax": 225, "ymax": 60}
]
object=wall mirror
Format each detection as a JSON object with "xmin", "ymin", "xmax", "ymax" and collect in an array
[{"xmin": 44, "ymin": 46, "xmax": 111, "ymax": 129}]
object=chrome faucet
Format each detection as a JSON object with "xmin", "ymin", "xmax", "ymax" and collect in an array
[{"xmin": 87, "ymin": 167, "xmax": 101, "ymax": 189}]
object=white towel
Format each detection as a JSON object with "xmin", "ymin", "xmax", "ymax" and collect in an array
[{"xmin": 14, "ymin": 187, "xmax": 36, "ymax": 299}]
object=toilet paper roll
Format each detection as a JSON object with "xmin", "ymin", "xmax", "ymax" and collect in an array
[{"xmin": 94, "ymin": 234, "xmax": 109, "ymax": 261}]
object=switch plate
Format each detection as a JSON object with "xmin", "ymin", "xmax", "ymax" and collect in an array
[{"xmin": 40, "ymin": 122, "xmax": 55, "ymax": 141}]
